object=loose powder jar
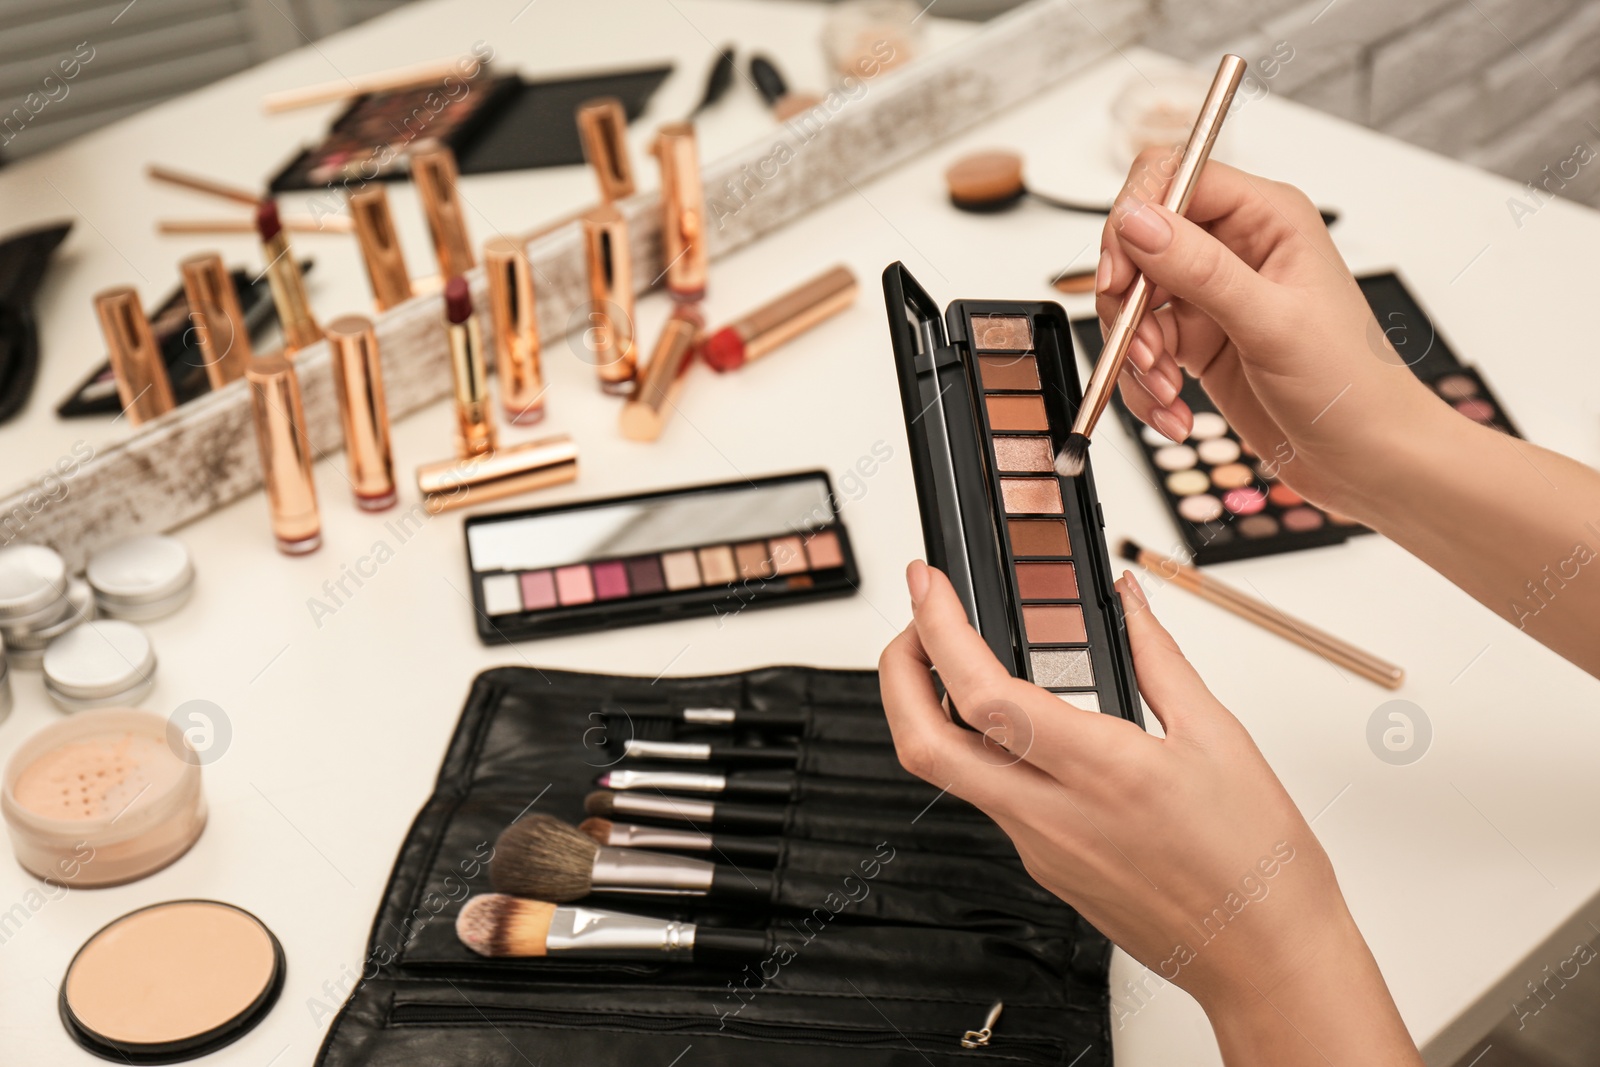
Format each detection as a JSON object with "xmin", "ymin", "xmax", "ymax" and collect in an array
[{"xmin": 2, "ymin": 707, "xmax": 206, "ymax": 886}]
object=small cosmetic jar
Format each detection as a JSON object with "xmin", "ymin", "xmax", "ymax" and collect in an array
[
  {"xmin": 42, "ymin": 620, "xmax": 156, "ymax": 712},
  {"xmin": 2, "ymin": 707, "xmax": 207, "ymax": 886},
  {"xmin": 0, "ymin": 641, "xmax": 12, "ymax": 724},
  {"xmin": 2, "ymin": 578, "xmax": 95, "ymax": 670},
  {"xmin": 0, "ymin": 544, "xmax": 69, "ymax": 629},
  {"xmin": 87, "ymin": 535, "xmax": 195, "ymax": 621}
]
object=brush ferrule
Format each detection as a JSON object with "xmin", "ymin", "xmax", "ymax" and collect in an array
[
  {"xmin": 681, "ymin": 707, "xmax": 736, "ymax": 724},
  {"xmin": 607, "ymin": 770, "xmax": 726, "ymax": 793},
  {"xmin": 612, "ymin": 793, "xmax": 716, "ymax": 822},
  {"xmin": 607, "ymin": 823, "xmax": 715, "ymax": 851},
  {"xmin": 592, "ymin": 846, "xmax": 714, "ymax": 893},
  {"xmin": 548, "ymin": 905, "xmax": 695, "ymax": 956},
  {"xmin": 624, "ymin": 740, "xmax": 713, "ymax": 761}
]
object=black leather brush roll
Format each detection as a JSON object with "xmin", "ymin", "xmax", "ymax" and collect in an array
[{"xmin": 314, "ymin": 666, "xmax": 1113, "ymax": 1066}]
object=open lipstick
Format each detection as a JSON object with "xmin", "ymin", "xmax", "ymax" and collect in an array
[
  {"xmin": 456, "ymin": 894, "xmax": 766, "ymax": 962},
  {"xmin": 444, "ymin": 276, "xmax": 495, "ymax": 458},
  {"xmin": 484, "ymin": 236, "xmax": 545, "ymax": 424},
  {"xmin": 179, "ymin": 253, "xmax": 252, "ymax": 388},
  {"xmin": 581, "ymin": 205, "xmax": 638, "ymax": 394},
  {"xmin": 702, "ymin": 266, "xmax": 857, "ymax": 372},
  {"xmin": 255, "ymin": 200, "xmax": 322, "ymax": 352},
  {"xmin": 245, "ymin": 350, "xmax": 320, "ymax": 554}
]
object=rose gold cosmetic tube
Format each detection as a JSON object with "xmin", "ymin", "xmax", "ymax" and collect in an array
[
  {"xmin": 416, "ymin": 435, "xmax": 578, "ymax": 512},
  {"xmin": 654, "ymin": 123, "xmax": 707, "ymax": 303},
  {"xmin": 701, "ymin": 266, "xmax": 858, "ymax": 372},
  {"xmin": 578, "ymin": 97, "xmax": 636, "ymax": 203},
  {"xmin": 256, "ymin": 202, "xmax": 322, "ymax": 353},
  {"xmin": 411, "ymin": 143, "xmax": 476, "ymax": 280},
  {"xmin": 445, "ymin": 280, "xmax": 496, "ymax": 458},
  {"xmin": 484, "ymin": 236, "xmax": 546, "ymax": 425},
  {"xmin": 246, "ymin": 351, "xmax": 321, "ymax": 554},
  {"xmin": 325, "ymin": 316, "xmax": 397, "ymax": 511},
  {"xmin": 349, "ymin": 185, "xmax": 413, "ymax": 310},
  {"xmin": 621, "ymin": 309, "xmax": 701, "ymax": 442},
  {"xmin": 94, "ymin": 288, "xmax": 176, "ymax": 425},
  {"xmin": 582, "ymin": 205, "xmax": 638, "ymax": 394},
  {"xmin": 179, "ymin": 254, "xmax": 252, "ymax": 389}
]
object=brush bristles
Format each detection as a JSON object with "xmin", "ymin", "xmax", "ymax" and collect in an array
[
  {"xmin": 583, "ymin": 790, "xmax": 617, "ymax": 817},
  {"xmin": 1053, "ymin": 433, "xmax": 1090, "ymax": 477},
  {"xmin": 578, "ymin": 817, "xmax": 613, "ymax": 845},
  {"xmin": 491, "ymin": 815, "xmax": 599, "ymax": 901},
  {"xmin": 1117, "ymin": 539, "xmax": 1142, "ymax": 564},
  {"xmin": 456, "ymin": 893, "xmax": 556, "ymax": 957}
]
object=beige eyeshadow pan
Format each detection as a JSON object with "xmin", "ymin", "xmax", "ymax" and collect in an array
[
  {"xmin": 769, "ymin": 536, "xmax": 808, "ymax": 575},
  {"xmin": 697, "ymin": 545, "xmax": 738, "ymax": 584},
  {"xmin": 1000, "ymin": 477, "xmax": 1063, "ymax": 515},
  {"xmin": 660, "ymin": 550, "xmax": 702, "ymax": 590},
  {"xmin": 970, "ymin": 314, "xmax": 1032, "ymax": 350},
  {"xmin": 734, "ymin": 541, "xmax": 774, "ymax": 580},
  {"xmin": 992, "ymin": 436, "xmax": 1054, "ymax": 472}
]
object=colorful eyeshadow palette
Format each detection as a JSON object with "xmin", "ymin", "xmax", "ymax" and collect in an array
[
  {"xmin": 882, "ymin": 263, "xmax": 1142, "ymax": 725},
  {"xmin": 1070, "ymin": 271, "xmax": 1521, "ymax": 566},
  {"xmin": 462, "ymin": 471, "xmax": 858, "ymax": 642}
]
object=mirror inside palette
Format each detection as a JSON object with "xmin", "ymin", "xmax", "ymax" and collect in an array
[{"xmin": 882, "ymin": 262, "xmax": 1142, "ymax": 726}]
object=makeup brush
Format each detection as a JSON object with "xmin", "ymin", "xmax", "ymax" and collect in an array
[
  {"xmin": 748, "ymin": 54, "xmax": 822, "ymax": 121},
  {"xmin": 1118, "ymin": 538, "xmax": 1404, "ymax": 689},
  {"xmin": 579, "ymin": 818, "xmax": 783, "ymax": 864},
  {"xmin": 687, "ymin": 46, "xmax": 737, "ymax": 119},
  {"xmin": 945, "ymin": 150, "xmax": 1108, "ymax": 216},
  {"xmin": 1054, "ymin": 54, "xmax": 1247, "ymax": 479},
  {"xmin": 491, "ymin": 815, "xmax": 773, "ymax": 903},
  {"xmin": 585, "ymin": 789, "xmax": 787, "ymax": 833},
  {"xmin": 457, "ymin": 893, "xmax": 769, "ymax": 961},
  {"xmin": 597, "ymin": 768, "xmax": 793, "ymax": 800},
  {"xmin": 621, "ymin": 739, "xmax": 798, "ymax": 767}
]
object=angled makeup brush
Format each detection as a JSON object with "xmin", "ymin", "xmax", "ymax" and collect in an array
[
  {"xmin": 687, "ymin": 45, "xmax": 737, "ymax": 119},
  {"xmin": 621, "ymin": 739, "xmax": 798, "ymax": 767},
  {"xmin": 585, "ymin": 789, "xmax": 787, "ymax": 833},
  {"xmin": 579, "ymin": 818, "xmax": 784, "ymax": 865},
  {"xmin": 491, "ymin": 815, "xmax": 773, "ymax": 903},
  {"xmin": 457, "ymin": 893, "xmax": 769, "ymax": 961},
  {"xmin": 1055, "ymin": 54, "xmax": 1247, "ymax": 478}
]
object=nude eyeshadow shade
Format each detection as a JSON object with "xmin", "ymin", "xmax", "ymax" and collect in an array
[
  {"xmin": 463, "ymin": 472, "xmax": 858, "ymax": 641},
  {"xmin": 992, "ymin": 436, "xmax": 1054, "ymax": 472},
  {"xmin": 60, "ymin": 900, "xmax": 284, "ymax": 1061}
]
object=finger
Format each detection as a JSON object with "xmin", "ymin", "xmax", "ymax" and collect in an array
[
  {"xmin": 1114, "ymin": 571, "xmax": 1223, "ymax": 735},
  {"xmin": 908, "ymin": 564, "xmax": 1018, "ymax": 711},
  {"xmin": 1116, "ymin": 373, "xmax": 1192, "ymax": 444},
  {"xmin": 1117, "ymin": 149, "xmax": 1323, "ymax": 259}
]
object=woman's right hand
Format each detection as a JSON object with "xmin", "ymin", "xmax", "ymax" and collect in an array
[{"xmin": 1096, "ymin": 150, "xmax": 1441, "ymax": 521}]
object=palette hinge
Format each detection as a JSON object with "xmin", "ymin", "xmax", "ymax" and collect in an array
[{"xmin": 912, "ymin": 343, "xmax": 966, "ymax": 375}]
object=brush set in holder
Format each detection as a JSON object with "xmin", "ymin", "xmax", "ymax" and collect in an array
[{"xmin": 315, "ymin": 667, "xmax": 1116, "ymax": 1066}]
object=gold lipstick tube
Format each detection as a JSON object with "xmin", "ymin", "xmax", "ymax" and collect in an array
[
  {"xmin": 582, "ymin": 205, "xmax": 637, "ymax": 394},
  {"xmin": 325, "ymin": 316, "xmax": 397, "ymax": 511},
  {"xmin": 260, "ymin": 232, "xmax": 322, "ymax": 352},
  {"xmin": 246, "ymin": 352, "xmax": 321, "ymax": 554},
  {"xmin": 94, "ymin": 288, "xmax": 176, "ymax": 425},
  {"xmin": 447, "ymin": 286, "xmax": 496, "ymax": 458},
  {"xmin": 578, "ymin": 97, "xmax": 635, "ymax": 203},
  {"xmin": 621, "ymin": 308, "xmax": 701, "ymax": 442},
  {"xmin": 701, "ymin": 266, "xmax": 858, "ymax": 372},
  {"xmin": 179, "ymin": 254, "xmax": 252, "ymax": 389},
  {"xmin": 349, "ymin": 185, "xmax": 413, "ymax": 310},
  {"xmin": 484, "ymin": 236, "xmax": 546, "ymax": 425},
  {"xmin": 411, "ymin": 143, "xmax": 475, "ymax": 280},
  {"xmin": 416, "ymin": 435, "xmax": 578, "ymax": 512},
  {"xmin": 654, "ymin": 123, "xmax": 707, "ymax": 303}
]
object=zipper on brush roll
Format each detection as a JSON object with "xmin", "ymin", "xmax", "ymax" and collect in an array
[{"xmin": 960, "ymin": 1001, "xmax": 1004, "ymax": 1048}]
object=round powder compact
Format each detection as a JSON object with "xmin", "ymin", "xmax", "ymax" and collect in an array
[
  {"xmin": 0, "ymin": 544, "xmax": 69, "ymax": 628},
  {"xmin": 87, "ymin": 535, "xmax": 196, "ymax": 622},
  {"xmin": 2, "ymin": 708, "xmax": 205, "ymax": 886},
  {"xmin": 42, "ymin": 620, "xmax": 156, "ymax": 711},
  {"xmin": 61, "ymin": 900, "xmax": 283, "ymax": 1062},
  {"xmin": 3, "ymin": 578, "xmax": 96, "ymax": 671}
]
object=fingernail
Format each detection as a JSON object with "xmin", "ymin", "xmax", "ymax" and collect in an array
[
  {"xmin": 1095, "ymin": 249, "xmax": 1112, "ymax": 294},
  {"xmin": 1146, "ymin": 369, "xmax": 1178, "ymax": 406},
  {"xmin": 906, "ymin": 559, "xmax": 930, "ymax": 606},
  {"xmin": 1128, "ymin": 334, "xmax": 1155, "ymax": 373},
  {"xmin": 1116, "ymin": 201, "xmax": 1172, "ymax": 254},
  {"xmin": 1119, "ymin": 570, "xmax": 1150, "ymax": 609},
  {"xmin": 1150, "ymin": 407, "xmax": 1188, "ymax": 443}
]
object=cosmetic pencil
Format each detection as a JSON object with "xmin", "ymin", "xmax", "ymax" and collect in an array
[
  {"xmin": 621, "ymin": 739, "xmax": 798, "ymax": 767},
  {"xmin": 1055, "ymin": 53, "xmax": 1246, "ymax": 478},
  {"xmin": 1119, "ymin": 539, "xmax": 1404, "ymax": 689},
  {"xmin": 579, "ymin": 818, "xmax": 784, "ymax": 865},
  {"xmin": 585, "ymin": 790, "xmax": 787, "ymax": 833},
  {"xmin": 491, "ymin": 815, "xmax": 773, "ymax": 903},
  {"xmin": 457, "ymin": 894, "xmax": 768, "ymax": 961}
]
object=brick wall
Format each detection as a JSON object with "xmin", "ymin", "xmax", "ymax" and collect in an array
[{"xmin": 1142, "ymin": 0, "xmax": 1600, "ymax": 207}]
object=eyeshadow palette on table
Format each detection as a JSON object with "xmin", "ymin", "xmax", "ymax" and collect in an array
[
  {"xmin": 1069, "ymin": 270, "xmax": 1522, "ymax": 566},
  {"xmin": 313, "ymin": 666, "xmax": 1115, "ymax": 1067}
]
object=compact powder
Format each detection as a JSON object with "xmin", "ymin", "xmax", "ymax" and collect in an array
[
  {"xmin": 985, "ymin": 395, "xmax": 1049, "ymax": 431},
  {"xmin": 970, "ymin": 314, "xmax": 1032, "ymax": 350},
  {"xmin": 1016, "ymin": 561, "xmax": 1077, "ymax": 600},
  {"xmin": 61, "ymin": 900, "xmax": 283, "ymax": 1061},
  {"xmin": 1007, "ymin": 519, "xmax": 1069, "ymax": 556},
  {"xmin": 978, "ymin": 354, "xmax": 1040, "ymax": 391},
  {"xmin": 1000, "ymin": 477, "xmax": 1063, "ymax": 514},
  {"xmin": 992, "ymin": 436, "xmax": 1054, "ymax": 472}
]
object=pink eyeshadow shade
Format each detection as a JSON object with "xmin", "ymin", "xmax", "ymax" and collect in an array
[
  {"xmin": 592, "ymin": 560, "xmax": 630, "ymax": 600},
  {"xmin": 554, "ymin": 564, "xmax": 595, "ymax": 605},
  {"xmin": 519, "ymin": 570, "xmax": 557, "ymax": 610},
  {"xmin": 1223, "ymin": 488, "xmax": 1267, "ymax": 516},
  {"xmin": 804, "ymin": 529, "xmax": 844, "ymax": 568},
  {"xmin": 770, "ymin": 536, "xmax": 808, "ymax": 575}
]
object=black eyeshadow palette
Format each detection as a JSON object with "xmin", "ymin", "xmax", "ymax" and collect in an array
[
  {"xmin": 883, "ymin": 263, "xmax": 1142, "ymax": 724},
  {"xmin": 1072, "ymin": 271, "xmax": 1522, "ymax": 566}
]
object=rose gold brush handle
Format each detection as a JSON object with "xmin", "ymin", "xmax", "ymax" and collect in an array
[{"xmin": 1067, "ymin": 54, "xmax": 1248, "ymax": 444}]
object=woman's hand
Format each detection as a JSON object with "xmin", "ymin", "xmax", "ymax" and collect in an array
[
  {"xmin": 1097, "ymin": 150, "xmax": 1439, "ymax": 520},
  {"xmin": 880, "ymin": 561, "xmax": 1422, "ymax": 1065}
]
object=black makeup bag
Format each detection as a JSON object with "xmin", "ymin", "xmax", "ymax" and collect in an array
[{"xmin": 314, "ymin": 666, "xmax": 1114, "ymax": 1066}]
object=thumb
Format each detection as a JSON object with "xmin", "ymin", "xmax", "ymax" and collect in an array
[
  {"xmin": 1115, "ymin": 571, "xmax": 1225, "ymax": 736},
  {"xmin": 1111, "ymin": 198, "xmax": 1281, "ymax": 345}
]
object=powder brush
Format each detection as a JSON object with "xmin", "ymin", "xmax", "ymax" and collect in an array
[
  {"xmin": 579, "ymin": 817, "xmax": 783, "ymax": 865},
  {"xmin": 1055, "ymin": 54, "xmax": 1246, "ymax": 478},
  {"xmin": 456, "ymin": 893, "xmax": 768, "ymax": 961},
  {"xmin": 490, "ymin": 815, "xmax": 773, "ymax": 903}
]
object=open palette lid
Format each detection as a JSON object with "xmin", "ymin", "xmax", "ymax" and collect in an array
[{"xmin": 881, "ymin": 263, "xmax": 1142, "ymax": 726}]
